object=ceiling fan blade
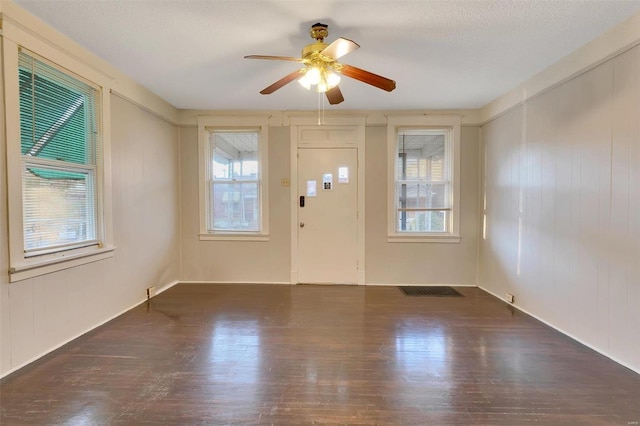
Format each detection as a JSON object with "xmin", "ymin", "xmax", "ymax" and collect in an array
[
  {"xmin": 325, "ymin": 86, "xmax": 344, "ymax": 105},
  {"xmin": 321, "ymin": 37, "xmax": 359, "ymax": 60},
  {"xmin": 339, "ymin": 64, "xmax": 396, "ymax": 92},
  {"xmin": 259, "ymin": 69, "xmax": 305, "ymax": 94},
  {"xmin": 245, "ymin": 55, "xmax": 305, "ymax": 63}
]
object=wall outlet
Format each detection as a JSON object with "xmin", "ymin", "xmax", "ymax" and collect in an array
[
  {"xmin": 506, "ymin": 293, "xmax": 515, "ymax": 303},
  {"xmin": 147, "ymin": 286, "xmax": 156, "ymax": 299}
]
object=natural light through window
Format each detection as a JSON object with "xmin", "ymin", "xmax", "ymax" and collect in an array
[
  {"xmin": 209, "ymin": 131, "xmax": 260, "ymax": 232},
  {"xmin": 18, "ymin": 51, "xmax": 101, "ymax": 256},
  {"xmin": 386, "ymin": 116, "xmax": 461, "ymax": 242},
  {"xmin": 197, "ymin": 115, "xmax": 270, "ymax": 241}
]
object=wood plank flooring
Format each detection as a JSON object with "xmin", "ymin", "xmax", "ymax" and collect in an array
[{"xmin": 1, "ymin": 284, "xmax": 639, "ymax": 425}]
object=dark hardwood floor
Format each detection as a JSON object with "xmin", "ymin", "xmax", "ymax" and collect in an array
[{"xmin": 1, "ymin": 284, "xmax": 639, "ymax": 425}]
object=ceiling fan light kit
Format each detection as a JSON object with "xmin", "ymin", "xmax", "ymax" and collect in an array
[{"xmin": 245, "ymin": 23, "xmax": 396, "ymax": 105}]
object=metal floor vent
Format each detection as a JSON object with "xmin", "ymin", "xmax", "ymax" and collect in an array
[{"xmin": 399, "ymin": 286, "xmax": 463, "ymax": 297}]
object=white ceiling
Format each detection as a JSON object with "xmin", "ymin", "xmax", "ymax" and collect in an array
[{"xmin": 13, "ymin": 0, "xmax": 640, "ymax": 111}]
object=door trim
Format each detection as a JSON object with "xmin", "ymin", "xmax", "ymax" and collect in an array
[{"xmin": 289, "ymin": 115, "xmax": 366, "ymax": 285}]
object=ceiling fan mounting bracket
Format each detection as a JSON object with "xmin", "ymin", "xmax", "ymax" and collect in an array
[{"xmin": 309, "ymin": 23, "xmax": 329, "ymax": 42}]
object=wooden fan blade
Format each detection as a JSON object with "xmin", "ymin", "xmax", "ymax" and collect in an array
[
  {"xmin": 260, "ymin": 69, "xmax": 305, "ymax": 94},
  {"xmin": 245, "ymin": 55, "xmax": 304, "ymax": 63},
  {"xmin": 325, "ymin": 86, "xmax": 344, "ymax": 105},
  {"xmin": 321, "ymin": 37, "xmax": 359, "ymax": 60},
  {"xmin": 339, "ymin": 64, "xmax": 396, "ymax": 92}
]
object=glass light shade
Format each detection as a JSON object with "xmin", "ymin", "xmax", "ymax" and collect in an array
[
  {"xmin": 298, "ymin": 75, "xmax": 311, "ymax": 90},
  {"xmin": 298, "ymin": 66, "xmax": 341, "ymax": 93},
  {"xmin": 306, "ymin": 67, "xmax": 321, "ymax": 85},
  {"xmin": 325, "ymin": 70, "xmax": 341, "ymax": 89}
]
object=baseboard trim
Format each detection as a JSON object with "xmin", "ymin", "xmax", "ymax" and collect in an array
[
  {"xmin": 156, "ymin": 280, "xmax": 180, "ymax": 295},
  {"xmin": 178, "ymin": 280, "xmax": 293, "ymax": 285},
  {"xmin": 478, "ymin": 285, "xmax": 640, "ymax": 376},
  {"xmin": 1, "ymin": 279, "xmax": 181, "ymax": 380},
  {"xmin": 365, "ymin": 283, "xmax": 477, "ymax": 287}
]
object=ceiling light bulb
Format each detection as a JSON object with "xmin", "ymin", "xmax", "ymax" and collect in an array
[
  {"xmin": 316, "ymin": 79, "xmax": 328, "ymax": 93},
  {"xmin": 325, "ymin": 70, "xmax": 341, "ymax": 89},
  {"xmin": 306, "ymin": 67, "xmax": 321, "ymax": 85}
]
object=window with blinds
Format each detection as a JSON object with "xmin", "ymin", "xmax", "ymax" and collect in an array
[
  {"xmin": 208, "ymin": 130, "xmax": 261, "ymax": 232},
  {"xmin": 395, "ymin": 129, "xmax": 451, "ymax": 233},
  {"xmin": 18, "ymin": 51, "xmax": 101, "ymax": 256}
]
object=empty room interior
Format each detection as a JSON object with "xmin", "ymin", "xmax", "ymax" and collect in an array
[{"xmin": 1, "ymin": 0, "xmax": 639, "ymax": 424}]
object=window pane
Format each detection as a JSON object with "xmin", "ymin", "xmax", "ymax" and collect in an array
[
  {"xmin": 211, "ymin": 182, "xmax": 259, "ymax": 231},
  {"xmin": 397, "ymin": 183, "xmax": 449, "ymax": 209},
  {"xmin": 211, "ymin": 132, "xmax": 258, "ymax": 181},
  {"xmin": 19, "ymin": 51, "xmax": 101, "ymax": 254},
  {"xmin": 23, "ymin": 166, "xmax": 97, "ymax": 251},
  {"xmin": 19, "ymin": 55, "xmax": 98, "ymax": 166},
  {"xmin": 397, "ymin": 131, "xmax": 445, "ymax": 181},
  {"xmin": 398, "ymin": 210, "xmax": 448, "ymax": 233}
]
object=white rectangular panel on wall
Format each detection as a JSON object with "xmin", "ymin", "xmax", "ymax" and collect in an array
[
  {"xmin": 479, "ymin": 45, "xmax": 640, "ymax": 373},
  {"xmin": 298, "ymin": 127, "xmax": 357, "ymax": 147},
  {"xmin": 610, "ymin": 45, "xmax": 640, "ymax": 368}
]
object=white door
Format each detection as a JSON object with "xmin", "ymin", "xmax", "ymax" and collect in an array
[{"xmin": 297, "ymin": 148, "xmax": 358, "ymax": 284}]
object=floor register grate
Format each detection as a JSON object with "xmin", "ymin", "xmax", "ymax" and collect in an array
[{"xmin": 399, "ymin": 286, "xmax": 463, "ymax": 297}]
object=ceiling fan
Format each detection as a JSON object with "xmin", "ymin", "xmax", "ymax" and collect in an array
[{"xmin": 244, "ymin": 23, "xmax": 396, "ymax": 105}]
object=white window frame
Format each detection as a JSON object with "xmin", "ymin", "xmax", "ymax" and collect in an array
[
  {"xmin": 197, "ymin": 115, "xmax": 269, "ymax": 241},
  {"xmin": 387, "ymin": 115, "xmax": 461, "ymax": 243},
  {"xmin": 3, "ymin": 29, "xmax": 114, "ymax": 282}
]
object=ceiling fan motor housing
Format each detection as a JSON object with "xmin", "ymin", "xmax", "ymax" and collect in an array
[
  {"xmin": 302, "ymin": 42, "xmax": 329, "ymax": 59},
  {"xmin": 303, "ymin": 23, "xmax": 331, "ymax": 60}
]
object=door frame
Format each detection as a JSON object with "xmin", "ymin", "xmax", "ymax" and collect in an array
[{"xmin": 289, "ymin": 115, "xmax": 366, "ymax": 285}]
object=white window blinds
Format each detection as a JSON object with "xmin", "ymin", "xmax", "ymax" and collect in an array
[{"xmin": 19, "ymin": 50, "xmax": 101, "ymax": 255}]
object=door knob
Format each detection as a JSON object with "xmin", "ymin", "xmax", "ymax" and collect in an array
[{"xmin": 300, "ymin": 222, "xmax": 305, "ymax": 228}]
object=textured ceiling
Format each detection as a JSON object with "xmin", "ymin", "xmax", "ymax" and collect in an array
[{"xmin": 12, "ymin": 0, "xmax": 640, "ymax": 111}]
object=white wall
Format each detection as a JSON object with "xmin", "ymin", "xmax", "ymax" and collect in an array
[
  {"xmin": 0, "ymin": 3, "xmax": 182, "ymax": 376},
  {"xmin": 3, "ymin": 0, "xmax": 637, "ymax": 378},
  {"xmin": 179, "ymin": 125, "xmax": 292, "ymax": 283},
  {"xmin": 0, "ymin": 39, "xmax": 11, "ymax": 374},
  {"xmin": 479, "ymin": 44, "xmax": 640, "ymax": 373},
  {"xmin": 179, "ymin": 124, "xmax": 480, "ymax": 285},
  {"xmin": 0, "ymin": 94, "xmax": 181, "ymax": 376},
  {"xmin": 366, "ymin": 126, "xmax": 480, "ymax": 285}
]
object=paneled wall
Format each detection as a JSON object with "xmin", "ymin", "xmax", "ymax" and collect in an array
[
  {"xmin": 366, "ymin": 126, "xmax": 480, "ymax": 285},
  {"xmin": 1, "ymin": 44, "xmax": 10, "ymax": 373},
  {"xmin": 479, "ymin": 45, "xmax": 640, "ymax": 372},
  {"xmin": 0, "ymin": 95, "xmax": 181, "ymax": 376},
  {"xmin": 179, "ymin": 124, "xmax": 479, "ymax": 286},
  {"xmin": 179, "ymin": 126, "xmax": 292, "ymax": 283}
]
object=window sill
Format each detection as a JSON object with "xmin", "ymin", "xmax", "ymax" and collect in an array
[
  {"xmin": 199, "ymin": 233, "xmax": 270, "ymax": 242},
  {"xmin": 387, "ymin": 234, "xmax": 461, "ymax": 243},
  {"xmin": 9, "ymin": 246, "xmax": 116, "ymax": 282}
]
